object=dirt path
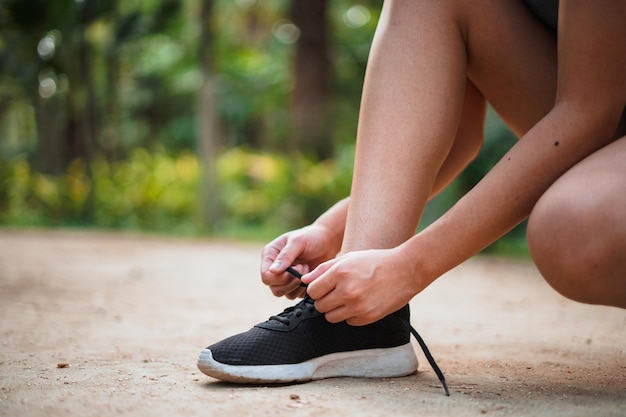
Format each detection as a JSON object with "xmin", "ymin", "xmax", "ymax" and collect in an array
[{"xmin": 0, "ymin": 229, "xmax": 624, "ymax": 416}]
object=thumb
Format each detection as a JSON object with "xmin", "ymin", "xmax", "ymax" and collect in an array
[{"xmin": 268, "ymin": 238, "xmax": 304, "ymax": 273}]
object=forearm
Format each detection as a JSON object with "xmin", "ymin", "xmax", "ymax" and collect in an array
[{"xmin": 402, "ymin": 103, "xmax": 621, "ymax": 287}]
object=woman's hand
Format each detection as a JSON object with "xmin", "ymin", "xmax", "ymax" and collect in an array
[
  {"xmin": 301, "ymin": 246, "xmax": 425, "ymax": 326},
  {"xmin": 260, "ymin": 224, "xmax": 342, "ymax": 299}
]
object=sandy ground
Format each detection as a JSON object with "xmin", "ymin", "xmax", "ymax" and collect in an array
[{"xmin": 0, "ymin": 229, "xmax": 624, "ymax": 417}]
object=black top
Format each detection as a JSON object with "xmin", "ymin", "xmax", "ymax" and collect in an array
[{"xmin": 524, "ymin": 0, "xmax": 559, "ymax": 32}]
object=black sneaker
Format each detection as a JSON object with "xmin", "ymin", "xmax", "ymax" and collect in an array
[{"xmin": 197, "ymin": 296, "xmax": 418, "ymax": 384}]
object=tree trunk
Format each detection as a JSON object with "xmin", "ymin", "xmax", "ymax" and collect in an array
[
  {"xmin": 290, "ymin": 0, "xmax": 332, "ymax": 160},
  {"xmin": 197, "ymin": 0, "xmax": 223, "ymax": 230},
  {"xmin": 33, "ymin": 92, "xmax": 66, "ymax": 175},
  {"xmin": 103, "ymin": 0, "xmax": 121, "ymax": 160}
]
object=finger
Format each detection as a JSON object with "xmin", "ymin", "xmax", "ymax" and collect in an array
[
  {"xmin": 290, "ymin": 263, "xmax": 310, "ymax": 276},
  {"xmin": 268, "ymin": 237, "xmax": 306, "ymax": 273},
  {"xmin": 301, "ymin": 262, "xmax": 337, "ymax": 300},
  {"xmin": 346, "ymin": 316, "xmax": 375, "ymax": 326},
  {"xmin": 300, "ymin": 259, "xmax": 334, "ymax": 285},
  {"xmin": 261, "ymin": 235, "xmax": 287, "ymax": 274},
  {"xmin": 265, "ymin": 262, "xmax": 309, "ymax": 295},
  {"xmin": 312, "ymin": 282, "xmax": 350, "ymax": 314},
  {"xmin": 322, "ymin": 305, "xmax": 352, "ymax": 324},
  {"xmin": 261, "ymin": 269, "xmax": 293, "ymax": 287},
  {"xmin": 324, "ymin": 304, "xmax": 378, "ymax": 326},
  {"xmin": 285, "ymin": 286, "xmax": 307, "ymax": 300},
  {"xmin": 284, "ymin": 265, "xmax": 309, "ymax": 298},
  {"xmin": 269, "ymin": 279, "xmax": 301, "ymax": 298},
  {"xmin": 303, "ymin": 268, "xmax": 336, "ymax": 311},
  {"xmin": 274, "ymin": 263, "xmax": 310, "ymax": 297}
]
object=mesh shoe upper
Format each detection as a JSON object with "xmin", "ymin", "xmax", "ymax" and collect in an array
[{"xmin": 207, "ymin": 296, "xmax": 411, "ymax": 366}]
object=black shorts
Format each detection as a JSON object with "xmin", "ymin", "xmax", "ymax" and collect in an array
[{"xmin": 523, "ymin": 0, "xmax": 559, "ymax": 32}]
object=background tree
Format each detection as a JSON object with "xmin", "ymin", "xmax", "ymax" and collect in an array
[
  {"xmin": 197, "ymin": 0, "xmax": 223, "ymax": 228},
  {"xmin": 290, "ymin": 0, "xmax": 332, "ymax": 159},
  {"xmin": 0, "ymin": 0, "xmax": 524, "ymax": 253}
]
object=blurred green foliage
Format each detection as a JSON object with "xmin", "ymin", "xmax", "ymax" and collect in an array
[
  {"xmin": 0, "ymin": 146, "xmax": 356, "ymax": 240},
  {"xmin": 0, "ymin": 0, "xmax": 528, "ymax": 254},
  {"xmin": 1, "ymin": 149, "xmax": 200, "ymax": 232}
]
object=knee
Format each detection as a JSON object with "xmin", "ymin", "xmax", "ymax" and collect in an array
[{"xmin": 527, "ymin": 186, "xmax": 614, "ymax": 304}]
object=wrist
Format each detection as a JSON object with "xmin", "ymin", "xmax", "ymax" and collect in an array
[
  {"xmin": 311, "ymin": 198, "xmax": 348, "ymax": 251},
  {"xmin": 311, "ymin": 220, "xmax": 343, "ymax": 256},
  {"xmin": 394, "ymin": 237, "xmax": 439, "ymax": 295}
]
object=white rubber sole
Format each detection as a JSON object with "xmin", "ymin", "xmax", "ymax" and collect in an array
[{"xmin": 197, "ymin": 343, "xmax": 418, "ymax": 384}]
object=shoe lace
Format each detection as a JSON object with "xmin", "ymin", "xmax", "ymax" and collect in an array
[
  {"xmin": 285, "ymin": 266, "xmax": 450, "ymax": 396},
  {"xmin": 268, "ymin": 295, "xmax": 317, "ymax": 326}
]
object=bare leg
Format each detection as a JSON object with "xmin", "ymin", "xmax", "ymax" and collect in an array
[
  {"xmin": 341, "ymin": 0, "xmax": 557, "ymax": 253},
  {"xmin": 342, "ymin": 0, "xmax": 467, "ymax": 251},
  {"xmin": 528, "ymin": 132, "xmax": 626, "ymax": 308},
  {"xmin": 430, "ymin": 80, "xmax": 485, "ymax": 197}
]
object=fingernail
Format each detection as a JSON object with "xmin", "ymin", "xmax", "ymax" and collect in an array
[{"xmin": 270, "ymin": 261, "xmax": 281, "ymax": 271}]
